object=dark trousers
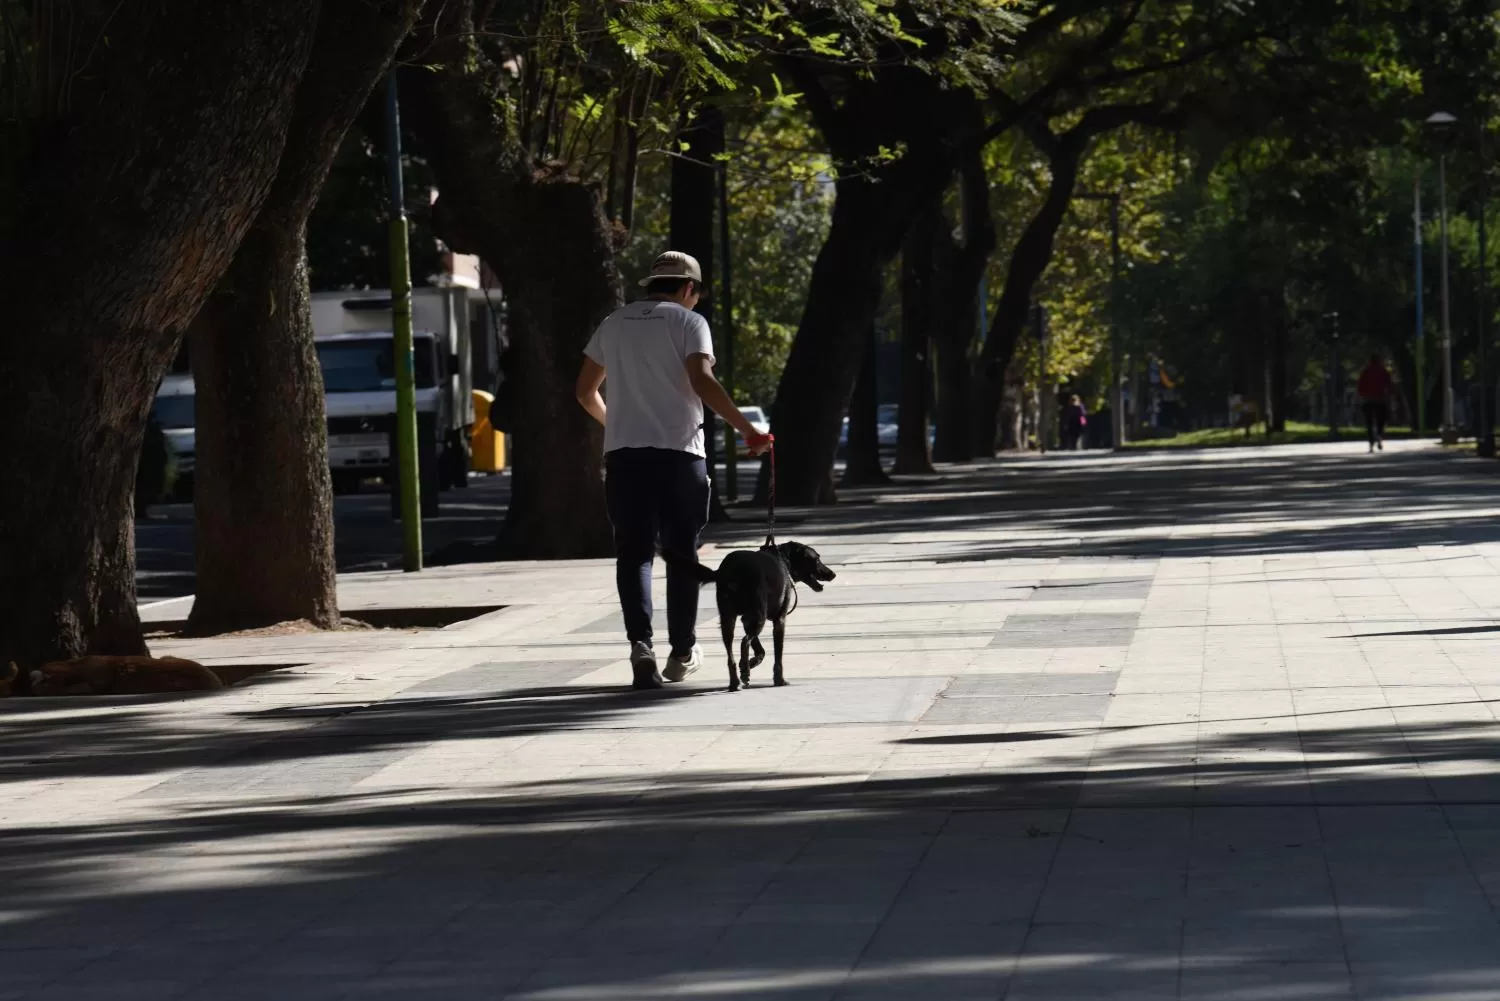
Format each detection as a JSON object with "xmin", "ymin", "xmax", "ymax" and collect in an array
[
  {"xmin": 605, "ymin": 448, "xmax": 709, "ymax": 657},
  {"xmin": 1363, "ymin": 401, "xmax": 1388, "ymax": 445}
]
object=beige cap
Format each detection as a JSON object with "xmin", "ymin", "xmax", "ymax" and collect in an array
[{"xmin": 638, "ymin": 250, "xmax": 703, "ymax": 287}]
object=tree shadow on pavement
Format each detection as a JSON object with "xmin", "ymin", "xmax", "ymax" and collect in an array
[
  {"xmin": 3, "ymin": 708, "xmax": 1500, "ymax": 999},
  {"xmin": 792, "ymin": 450, "xmax": 1500, "ymax": 566}
]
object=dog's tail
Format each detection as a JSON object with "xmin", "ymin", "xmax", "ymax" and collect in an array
[{"xmin": 658, "ymin": 547, "xmax": 718, "ymax": 586}]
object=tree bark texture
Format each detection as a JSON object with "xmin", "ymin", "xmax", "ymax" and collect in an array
[
  {"xmin": 402, "ymin": 5, "xmax": 616, "ymax": 558},
  {"xmin": 931, "ymin": 154, "xmax": 996, "ymax": 462},
  {"xmin": 188, "ymin": 0, "xmax": 424, "ymax": 635},
  {"xmin": 841, "ymin": 324, "xmax": 889, "ymax": 487},
  {"xmin": 0, "ymin": 1, "xmax": 319, "ymax": 671},
  {"xmin": 758, "ymin": 67, "xmax": 983, "ymax": 505},
  {"xmin": 671, "ymin": 106, "xmax": 730, "ymax": 522},
  {"xmin": 971, "ymin": 130, "xmax": 1088, "ymax": 457},
  {"xmin": 894, "ymin": 210, "xmax": 937, "ymax": 475}
]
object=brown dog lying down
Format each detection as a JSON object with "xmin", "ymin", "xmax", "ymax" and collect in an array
[{"xmin": 4, "ymin": 657, "xmax": 224, "ymax": 696}]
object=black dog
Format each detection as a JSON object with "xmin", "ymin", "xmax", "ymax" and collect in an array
[{"xmin": 667, "ymin": 540, "xmax": 836, "ymax": 690}]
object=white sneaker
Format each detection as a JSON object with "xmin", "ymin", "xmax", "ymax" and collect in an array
[
  {"xmin": 663, "ymin": 646, "xmax": 701, "ymax": 682},
  {"xmin": 630, "ymin": 642, "xmax": 663, "ymax": 690}
]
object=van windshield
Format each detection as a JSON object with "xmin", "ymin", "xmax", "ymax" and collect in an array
[{"xmin": 317, "ymin": 338, "xmax": 436, "ymax": 393}]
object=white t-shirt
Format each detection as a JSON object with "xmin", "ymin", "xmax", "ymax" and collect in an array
[{"xmin": 584, "ymin": 300, "xmax": 715, "ymax": 457}]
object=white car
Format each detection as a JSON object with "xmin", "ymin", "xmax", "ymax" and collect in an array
[
  {"xmin": 840, "ymin": 405, "xmax": 936, "ymax": 451},
  {"xmin": 877, "ymin": 403, "xmax": 898, "ymax": 448},
  {"xmin": 716, "ymin": 405, "xmax": 771, "ymax": 457}
]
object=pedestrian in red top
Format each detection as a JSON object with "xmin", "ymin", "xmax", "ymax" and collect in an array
[{"xmin": 1357, "ymin": 353, "xmax": 1395, "ymax": 453}]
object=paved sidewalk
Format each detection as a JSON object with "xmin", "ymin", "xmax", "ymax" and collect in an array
[{"xmin": 7, "ymin": 441, "xmax": 1500, "ymax": 999}]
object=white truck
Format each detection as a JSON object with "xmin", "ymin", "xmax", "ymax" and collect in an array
[
  {"xmin": 313, "ymin": 287, "xmax": 501, "ymax": 509},
  {"xmin": 147, "ymin": 283, "xmax": 502, "ymax": 509}
]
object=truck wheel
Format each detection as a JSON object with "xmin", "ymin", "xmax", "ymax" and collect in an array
[{"xmin": 332, "ymin": 471, "xmax": 361, "ymax": 495}]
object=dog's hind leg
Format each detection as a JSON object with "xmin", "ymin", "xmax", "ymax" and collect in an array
[
  {"xmin": 739, "ymin": 634, "xmax": 754, "ymax": 687},
  {"xmin": 771, "ymin": 618, "xmax": 788, "ymax": 687},
  {"xmin": 721, "ymin": 615, "xmax": 740, "ymax": 692},
  {"xmin": 748, "ymin": 635, "xmax": 766, "ymax": 669}
]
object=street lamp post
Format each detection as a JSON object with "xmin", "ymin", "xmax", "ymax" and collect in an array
[
  {"xmin": 1034, "ymin": 303, "xmax": 1051, "ymax": 453},
  {"xmin": 1428, "ymin": 112, "xmax": 1459, "ymax": 444},
  {"xmin": 1078, "ymin": 191, "xmax": 1124, "ymax": 448},
  {"xmin": 386, "ymin": 71, "xmax": 422, "ymax": 571},
  {"xmin": 1324, "ymin": 311, "xmax": 1341, "ymax": 437},
  {"xmin": 1414, "ymin": 172, "xmax": 1426, "ymax": 438},
  {"xmin": 1478, "ymin": 116, "xmax": 1494, "ymax": 457}
]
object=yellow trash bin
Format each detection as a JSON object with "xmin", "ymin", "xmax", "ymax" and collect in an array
[{"xmin": 470, "ymin": 389, "xmax": 506, "ymax": 472}]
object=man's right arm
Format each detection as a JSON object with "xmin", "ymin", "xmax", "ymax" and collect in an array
[{"xmin": 684, "ymin": 353, "xmax": 772, "ymax": 454}]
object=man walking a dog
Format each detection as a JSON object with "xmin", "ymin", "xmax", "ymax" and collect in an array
[{"xmin": 575, "ymin": 251, "xmax": 774, "ymax": 690}]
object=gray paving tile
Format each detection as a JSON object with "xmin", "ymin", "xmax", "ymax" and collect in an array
[
  {"xmin": 944, "ymin": 673, "xmax": 1121, "ymax": 697},
  {"xmin": 402, "ymin": 659, "xmax": 599, "ymax": 694},
  {"xmin": 991, "ymin": 613, "xmax": 1140, "ymax": 648},
  {"xmin": 571, "ymin": 609, "xmax": 717, "ymax": 635},
  {"xmin": 920, "ymin": 694, "xmax": 1113, "ymax": 724},
  {"xmin": 1030, "ymin": 577, "xmax": 1154, "ymax": 600},
  {"xmin": 1179, "ymin": 962, "xmax": 1354, "ymax": 1000}
]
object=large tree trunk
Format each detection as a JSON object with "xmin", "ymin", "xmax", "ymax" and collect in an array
[
  {"xmin": 762, "ymin": 182, "xmax": 897, "ymax": 504},
  {"xmin": 190, "ymin": 234, "xmax": 338, "ymax": 634},
  {"xmin": 188, "ymin": 0, "xmax": 424, "ymax": 635},
  {"xmin": 402, "ymin": 8, "xmax": 615, "ymax": 558},
  {"xmin": 971, "ymin": 131, "xmax": 1088, "ymax": 457},
  {"xmin": 758, "ymin": 69, "xmax": 982, "ymax": 505},
  {"xmin": 485, "ymin": 186, "xmax": 617, "ymax": 558},
  {"xmin": 841, "ymin": 324, "xmax": 890, "ymax": 486},
  {"xmin": 932, "ymin": 154, "xmax": 996, "ymax": 462},
  {"xmin": 894, "ymin": 210, "xmax": 937, "ymax": 475},
  {"xmin": 671, "ymin": 106, "xmax": 730, "ymax": 521},
  {"xmin": 0, "ymin": 1, "xmax": 319, "ymax": 672}
]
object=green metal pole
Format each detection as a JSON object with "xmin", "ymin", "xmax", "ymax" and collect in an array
[
  {"xmin": 387, "ymin": 72, "xmax": 422, "ymax": 571},
  {"xmin": 1416, "ymin": 173, "xmax": 1426, "ymax": 437}
]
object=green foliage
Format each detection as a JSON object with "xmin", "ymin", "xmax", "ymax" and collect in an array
[
  {"xmin": 464, "ymin": 0, "xmax": 1026, "ymax": 191},
  {"xmin": 620, "ymin": 105, "xmax": 831, "ymax": 408},
  {"xmin": 307, "ymin": 122, "xmax": 446, "ymax": 291},
  {"xmin": 980, "ymin": 0, "xmax": 1500, "ymax": 427}
]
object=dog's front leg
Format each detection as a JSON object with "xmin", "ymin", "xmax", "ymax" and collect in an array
[
  {"xmin": 748, "ymin": 636, "xmax": 765, "ymax": 669},
  {"xmin": 771, "ymin": 618, "xmax": 788, "ymax": 687}
]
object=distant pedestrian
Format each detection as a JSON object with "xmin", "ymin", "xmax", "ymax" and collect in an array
[
  {"xmin": 575, "ymin": 251, "xmax": 773, "ymax": 690},
  {"xmin": 1357, "ymin": 353, "xmax": 1395, "ymax": 453},
  {"xmin": 1060, "ymin": 394, "xmax": 1088, "ymax": 451}
]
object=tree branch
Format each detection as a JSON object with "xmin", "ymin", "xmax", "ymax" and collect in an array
[{"xmin": 975, "ymin": 0, "xmax": 1145, "ymax": 150}]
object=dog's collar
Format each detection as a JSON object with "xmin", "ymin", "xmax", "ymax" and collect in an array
[{"xmin": 763, "ymin": 540, "xmax": 801, "ymax": 616}]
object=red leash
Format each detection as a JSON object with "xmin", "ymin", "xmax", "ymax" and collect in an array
[{"xmin": 763, "ymin": 437, "xmax": 777, "ymax": 547}]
